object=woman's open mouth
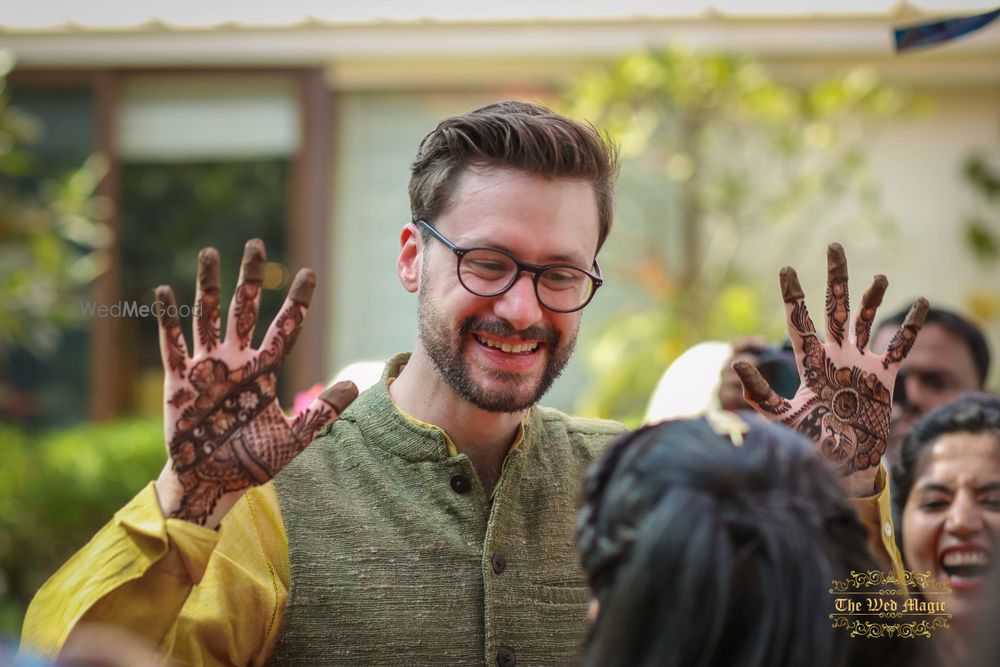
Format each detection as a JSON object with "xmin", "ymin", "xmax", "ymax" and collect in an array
[{"xmin": 939, "ymin": 547, "xmax": 993, "ymax": 590}]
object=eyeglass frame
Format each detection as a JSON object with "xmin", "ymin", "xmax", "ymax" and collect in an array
[{"xmin": 415, "ymin": 219, "xmax": 603, "ymax": 313}]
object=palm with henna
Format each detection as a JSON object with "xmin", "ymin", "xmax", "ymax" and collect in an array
[
  {"xmin": 734, "ymin": 243, "xmax": 929, "ymax": 497},
  {"xmin": 153, "ymin": 239, "xmax": 358, "ymax": 528}
]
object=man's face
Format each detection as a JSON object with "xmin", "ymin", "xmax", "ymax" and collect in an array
[
  {"xmin": 413, "ymin": 166, "xmax": 600, "ymax": 413},
  {"xmin": 874, "ymin": 322, "xmax": 982, "ymax": 458}
]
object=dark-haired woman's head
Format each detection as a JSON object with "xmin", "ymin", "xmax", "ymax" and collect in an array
[
  {"xmin": 891, "ymin": 394, "xmax": 1000, "ymax": 626},
  {"xmin": 577, "ymin": 413, "xmax": 889, "ymax": 667}
]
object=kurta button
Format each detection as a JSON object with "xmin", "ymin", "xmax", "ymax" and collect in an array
[
  {"xmin": 491, "ymin": 553, "xmax": 507, "ymax": 574},
  {"xmin": 496, "ymin": 646, "xmax": 515, "ymax": 667},
  {"xmin": 450, "ymin": 474, "xmax": 471, "ymax": 494}
]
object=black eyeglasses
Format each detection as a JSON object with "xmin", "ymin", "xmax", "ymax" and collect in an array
[{"xmin": 416, "ymin": 220, "xmax": 603, "ymax": 313}]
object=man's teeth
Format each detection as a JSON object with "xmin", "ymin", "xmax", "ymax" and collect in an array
[
  {"xmin": 475, "ymin": 335, "xmax": 538, "ymax": 354},
  {"xmin": 942, "ymin": 551, "xmax": 990, "ymax": 567}
]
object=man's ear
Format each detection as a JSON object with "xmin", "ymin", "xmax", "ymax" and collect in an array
[{"xmin": 397, "ymin": 222, "xmax": 421, "ymax": 294}]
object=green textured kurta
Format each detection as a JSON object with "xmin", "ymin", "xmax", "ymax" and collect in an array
[{"xmin": 268, "ymin": 354, "xmax": 625, "ymax": 665}]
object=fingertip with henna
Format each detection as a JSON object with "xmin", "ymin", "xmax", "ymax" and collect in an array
[
  {"xmin": 197, "ymin": 247, "xmax": 221, "ymax": 287},
  {"xmin": 860, "ymin": 275, "xmax": 888, "ymax": 308},
  {"xmin": 827, "ymin": 243, "xmax": 848, "ymax": 279},
  {"xmin": 733, "ymin": 359, "xmax": 770, "ymax": 403},
  {"xmin": 241, "ymin": 239, "xmax": 267, "ymax": 282},
  {"xmin": 154, "ymin": 285, "xmax": 179, "ymax": 325},
  {"xmin": 779, "ymin": 266, "xmax": 804, "ymax": 303},
  {"xmin": 288, "ymin": 269, "xmax": 317, "ymax": 305},
  {"xmin": 907, "ymin": 297, "xmax": 930, "ymax": 328},
  {"xmin": 319, "ymin": 380, "xmax": 360, "ymax": 414}
]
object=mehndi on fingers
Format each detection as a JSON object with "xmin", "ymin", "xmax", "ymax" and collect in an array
[
  {"xmin": 259, "ymin": 269, "xmax": 315, "ymax": 367},
  {"xmin": 882, "ymin": 297, "xmax": 930, "ymax": 369},
  {"xmin": 756, "ymin": 245, "xmax": 903, "ymax": 475},
  {"xmin": 194, "ymin": 247, "xmax": 222, "ymax": 355},
  {"xmin": 160, "ymin": 240, "xmax": 350, "ymax": 526},
  {"xmin": 155, "ymin": 284, "xmax": 189, "ymax": 379},
  {"xmin": 733, "ymin": 360, "xmax": 791, "ymax": 416},
  {"xmin": 228, "ymin": 239, "xmax": 266, "ymax": 350},
  {"xmin": 825, "ymin": 243, "xmax": 850, "ymax": 347},
  {"xmin": 854, "ymin": 274, "xmax": 887, "ymax": 354},
  {"xmin": 290, "ymin": 381, "xmax": 358, "ymax": 442}
]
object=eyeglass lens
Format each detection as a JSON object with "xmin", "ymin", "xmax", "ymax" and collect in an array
[{"xmin": 458, "ymin": 248, "xmax": 594, "ymax": 311}]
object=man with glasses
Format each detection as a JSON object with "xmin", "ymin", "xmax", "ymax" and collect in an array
[
  {"xmin": 23, "ymin": 101, "xmax": 922, "ymax": 666},
  {"xmin": 24, "ymin": 101, "xmax": 626, "ymax": 666},
  {"xmin": 873, "ymin": 305, "xmax": 992, "ymax": 464}
]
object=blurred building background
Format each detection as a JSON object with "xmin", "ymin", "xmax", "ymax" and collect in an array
[{"xmin": 1, "ymin": 0, "xmax": 999, "ymax": 633}]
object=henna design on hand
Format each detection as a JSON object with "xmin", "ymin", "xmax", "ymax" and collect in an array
[
  {"xmin": 168, "ymin": 387, "xmax": 195, "ymax": 409},
  {"xmin": 156, "ymin": 286, "xmax": 188, "ymax": 379},
  {"xmin": 825, "ymin": 243, "xmax": 850, "ymax": 347},
  {"xmin": 854, "ymin": 275, "xmax": 887, "ymax": 355},
  {"xmin": 156, "ymin": 240, "xmax": 359, "ymax": 526},
  {"xmin": 733, "ymin": 360, "xmax": 791, "ymax": 416},
  {"xmin": 230, "ymin": 240, "xmax": 265, "ymax": 351},
  {"xmin": 882, "ymin": 300, "xmax": 927, "ymax": 369},
  {"xmin": 793, "ymin": 334, "xmax": 892, "ymax": 471},
  {"xmin": 168, "ymin": 353, "xmax": 352, "ymax": 524},
  {"xmin": 195, "ymin": 248, "xmax": 221, "ymax": 354},
  {"xmin": 737, "ymin": 245, "xmax": 929, "ymax": 481},
  {"xmin": 737, "ymin": 312, "xmax": 892, "ymax": 473},
  {"xmin": 233, "ymin": 282, "xmax": 262, "ymax": 350}
]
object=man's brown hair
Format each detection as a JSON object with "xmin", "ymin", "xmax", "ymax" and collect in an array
[{"xmin": 409, "ymin": 100, "xmax": 620, "ymax": 253}]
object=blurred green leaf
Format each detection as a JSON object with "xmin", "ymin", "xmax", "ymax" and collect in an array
[
  {"xmin": 964, "ymin": 218, "xmax": 1000, "ymax": 262},
  {"xmin": 964, "ymin": 154, "xmax": 1000, "ymax": 201},
  {"xmin": 0, "ymin": 58, "xmax": 108, "ymax": 363}
]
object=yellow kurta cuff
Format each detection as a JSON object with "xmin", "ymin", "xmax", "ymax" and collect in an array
[
  {"xmin": 21, "ymin": 482, "xmax": 220, "ymax": 657},
  {"xmin": 849, "ymin": 465, "xmax": 907, "ymax": 590},
  {"xmin": 21, "ymin": 480, "xmax": 290, "ymax": 667}
]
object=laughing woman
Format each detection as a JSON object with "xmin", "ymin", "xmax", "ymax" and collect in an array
[{"xmin": 892, "ymin": 394, "xmax": 1000, "ymax": 667}]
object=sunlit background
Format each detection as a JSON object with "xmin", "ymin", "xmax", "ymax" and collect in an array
[{"xmin": 1, "ymin": 0, "xmax": 999, "ymax": 638}]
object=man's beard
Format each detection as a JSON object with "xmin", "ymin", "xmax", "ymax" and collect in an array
[{"xmin": 416, "ymin": 286, "xmax": 576, "ymax": 413}]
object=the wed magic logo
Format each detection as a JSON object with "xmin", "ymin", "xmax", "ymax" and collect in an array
[{"xmin": 829, "ymin": 570, "xmax": 951, "ymax": 639}]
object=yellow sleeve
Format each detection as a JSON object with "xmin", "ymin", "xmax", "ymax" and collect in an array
[
  {"xmin": 20, "ymin": 482, "xmax": 290, "ymax": 667},
  {"xmin": 850, "ymin": 465, "xmax": 907, "ymax": 589}
]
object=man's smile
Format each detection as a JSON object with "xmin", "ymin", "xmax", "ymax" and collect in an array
[{"xmin": 473, "ymin": 333, "xmax": 540, "ymax": 355}]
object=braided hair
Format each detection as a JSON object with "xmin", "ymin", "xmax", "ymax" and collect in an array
[{"xmin": 577, "ymin": 414, "xmax": 904, "ymax": 667}]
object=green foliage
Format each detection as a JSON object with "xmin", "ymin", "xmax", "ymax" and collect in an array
[
  {"xmin": 0, "ymin": 51, "xmax": 108, "ymax": 361},
  {"xmin": 962, "ymin": 152, "xmax": 1000, "ymax": 263},
  {"xmin": 0, "ymin": 418, "xmax": 164, "ymax": 638},
  {"xmin": 959, "ymin": 148, "xmax": 1000, "ymax": 352},
  {"xmin": 562, "ymin": 47, "xmax": 907, "ymax": 423}
]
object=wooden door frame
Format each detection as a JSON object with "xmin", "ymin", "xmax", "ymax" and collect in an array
[{"xmin": 9, "ymin": 66, "xmax": 333, "ymax": 419}]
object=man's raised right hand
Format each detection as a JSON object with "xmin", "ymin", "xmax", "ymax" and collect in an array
[{"xmin": 153, "ymin": 239, "xmax": 357, "ymax": 529}]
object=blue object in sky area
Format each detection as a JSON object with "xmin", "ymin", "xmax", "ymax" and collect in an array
[{"xmin": 894, "ymin": 6, "xmax": 1000, "ymax": 52}]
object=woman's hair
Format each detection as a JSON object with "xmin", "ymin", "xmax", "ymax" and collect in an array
[
  {"xmin": 890, "ymin": 393, "xmax": 1000, "ymax": 545},
  {"xmin": 577, "ymin": 413, "xmax": 898, "ymax": 667}
]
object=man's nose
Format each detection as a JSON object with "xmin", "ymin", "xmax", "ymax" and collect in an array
[
  {"xmin": 492, "ymin": 272, "xmax": 544, "ymax": 331},
  {"xmin": 903, "ymin": 374, "xmax": 933, "ymax": 418}
]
